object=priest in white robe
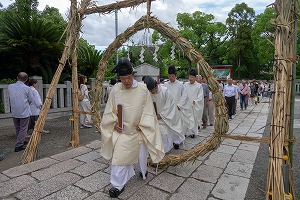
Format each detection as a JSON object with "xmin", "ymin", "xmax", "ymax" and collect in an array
[
  {"xmin": 100, "ymin": 58, "xmax": 165, "ymax": 198},
  {"xmin": 143, "ymin": 76, "xmax": 185, "ymax": 153},
  {"xmin": 184, "ymin": 68, "xmax": 204, "ymax": 137},
  {"xmin": 164, "ymin": 65, "xmax": 194, "ymax": 149}
]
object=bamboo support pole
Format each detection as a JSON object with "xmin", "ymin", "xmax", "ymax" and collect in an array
[
  {"xmin": 82, "ymin": 0, "xmax": 155, "ymax": 15},
  {"xmin": 22, "ymin": 0, "xmax": 88, "ymax": 163},
  {"xmin": 22, "ymin": 32, "xmax": 72, "ymax": 164},
  {"xmin": 69, "ymin": 0, "xmax": 82, "ymax": 147}
]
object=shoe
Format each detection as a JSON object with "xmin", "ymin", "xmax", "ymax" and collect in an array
[
  {"xmin": 83, "ymin": 124, "xmax": 92, "ymax": 128},
  {"xmin": 190, "ymin": 134, "xmax": 195, "ymax": 138},
  {"xmin": 109, "ymin": 187, "xmax": 125, "ymax": 198},
  {"xmin": 15, "ymin": 145, "xmax": 26, "ymax": 152},
  {"xmin": 139, "ymin": 171, "xmax": 148, "ymax": 178},
  {"xmin": 210, "ymin": 124, "xmax": 213, "ymax": 126},
  {"xmin": 173, "ymin": 143, "xmax": 180, "ymax": 150}
]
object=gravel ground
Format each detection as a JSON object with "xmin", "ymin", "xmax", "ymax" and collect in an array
[
  {"xmin": 0, "ymin": 115, "xmax": 100, "ymax": 172},
  {"xmin": 245, "ymin": 96, "xmax": 300, "ymax": 199}
]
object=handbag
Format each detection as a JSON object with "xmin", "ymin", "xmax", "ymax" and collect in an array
[{"xmin": 253, "ymin": 96, "xmax": 258, "ymax": 102}]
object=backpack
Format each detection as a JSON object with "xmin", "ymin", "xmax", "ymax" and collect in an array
[{"xmin": 78, "ymin": 85, "xmax": 84, "ymax": 101}]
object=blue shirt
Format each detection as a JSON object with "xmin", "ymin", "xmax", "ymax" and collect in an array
[
  {"xmin": 8, "ymin": 81, "xmax": 34, "ymax": 118},
  {"xmin": 223, "ymin": 85, "xmax": 238, "ymax": 99}
]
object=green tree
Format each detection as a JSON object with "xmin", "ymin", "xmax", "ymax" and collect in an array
[
  {"xmin": 177, "ymin": 11, "xmax": 228, "ymax": 65},
  {"xmin": 0, "ymin": 14, "xmax": 64, "ymax": 69},
  {"xmin": 252, "ymin": 8, "xmax": 275, "ymax": 72},
  {"xmin": 78, "ymin": 38, "xmax": 102, "ymax": 78},
  {"xmin": 0, "ymin": 0, "xmax": 67, "ymax": 81},
  {"xmin": 6, "ymin": 0, "xmax": 39, "ymax": 18},
  {"xmin": 40, "ymin": 6, "xmax": 67, "ymax": 30},
  {"xmin": 226, "ymin": 3, "xmax": 259, "ymax": 78}
]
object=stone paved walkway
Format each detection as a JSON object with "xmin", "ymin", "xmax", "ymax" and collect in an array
[{"xmin": 0, "ymin": 103, "xmax": 270, "ymax": 200}]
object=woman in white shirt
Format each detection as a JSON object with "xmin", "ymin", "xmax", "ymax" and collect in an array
[{"xmin": 79, "ymin": 75, "xmax": 92, "ymax": 128}]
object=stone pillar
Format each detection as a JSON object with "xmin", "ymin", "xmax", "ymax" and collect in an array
[
  {"xmin": 29, "ymin": 76, "xmax": 43, "ymax": 102},
  {"xmin": 3, "ymin": 87, "xmax": 10, "ymax": 113},
  {"xmin": 58, "ymin": 88, "xmax": 64, "ymax": 108},
  {"xmin": 65, "ymin": 81, "xmax": 72, "ymax": 107},
  {"xmin": 89, "ymin": 78, "xmax": 95, "ymax": 91}
]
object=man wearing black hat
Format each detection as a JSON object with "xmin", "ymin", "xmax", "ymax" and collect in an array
[
  {"xmin": 164, "ymin": 65, "xmax": 194, "ymax": 149},
  {"xmin": 100, "ymin": 58, "xmax": 164, "ymax": 198},
  {"xmin": 143, "ymin": 76, "xmax": 185, "ymax": 153},
  {"xmin": 184, "ymin": 68, "xmax": 204, "ymax": 138}
]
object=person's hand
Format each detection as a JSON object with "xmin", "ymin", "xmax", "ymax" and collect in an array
[
  {"xmin": 157, "ymin": 114, "xmax": 162, "ymax": 120},
  {"xmin": 136, "ymin": 126, "xmax": 141, "ymax": 131},
  {"xmin": 114, "ymin": 123, "xmax": 122, "ymax": 133}
]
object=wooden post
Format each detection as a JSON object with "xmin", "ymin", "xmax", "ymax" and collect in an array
[{"xmin": 70, "ymin": 0, "xmax": 81, "ymax": 147}]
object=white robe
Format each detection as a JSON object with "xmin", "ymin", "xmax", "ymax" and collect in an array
[
  {"xmin": 79, "ymin": 84, "xmax": 92, "ymax": 125},
  {"xmin": 150, "ymin": 85, "xmax": 184, "ymax": 153},
  {"xmin": 164, "ymin": 80, "xmax": 194, "ymax": 139},
  {"xmin": 100, "ymin": 80, "xmax": 164, "ymax": 165},
  {"xmin": 184, "ymin": 82, "xmax": 204, "ymax": 136},
  {"xmin": 100, "ymin": 80, "xmax": 165, "ymax": 189}
]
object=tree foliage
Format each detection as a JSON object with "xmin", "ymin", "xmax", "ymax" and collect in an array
[
  {"xmin": 0, "ymin": 0, "xmax": 66, "ymax": 81},
  {"xmin": 252, "ymin": 8, "xmax": 276, "ymax": 72},
  {"xmin": 226, "ymin": 2, "xmax": 259, "ymax": 78},
  {"xmin": 78, "ymin": 38, "xmax": 102, "ymax": 78},
  {"xmin": 0, "ymin": 1, "xmax": 298, "ymax": 81}
]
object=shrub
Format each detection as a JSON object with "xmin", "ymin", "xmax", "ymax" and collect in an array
[{"xmin": 0, "ymin": 78, "xmax": 15, "ymax": 84}]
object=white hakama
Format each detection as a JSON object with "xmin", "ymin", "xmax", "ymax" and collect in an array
[{"xmin": 111, "ymin": 143, "xmax": 148, "ymax": 190}]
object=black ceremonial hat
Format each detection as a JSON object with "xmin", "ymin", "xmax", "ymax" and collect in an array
[
  {"xmin": 111, "ymin": 57, "xmax": 133, "ymax": 76},
  {"xmin": 143, "ymin": 76, "xmax": 157, "ymax": 91},
  {"xmin": 189, "ymin": 68, "xmax": 197, "ymax": 77},
  {"xmin": 168, "ymin": 65, "xmax": 176, "ymax": 75}
]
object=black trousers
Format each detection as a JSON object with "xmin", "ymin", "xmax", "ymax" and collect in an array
[{"xmin": 225, "ymin": 96, "xmax": 235, "ymax": 118}]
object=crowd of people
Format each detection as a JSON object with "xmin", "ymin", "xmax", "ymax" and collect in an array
[
  {"xmin": 4, "ymin": 61, "xmax": 273, "ymax": 195},
  {"xmin": 100, "ymin": 58, "xmax": 275, "ymax": 197},
  {"xmin": 220, "ymin": 79, "xmax": 273, "ymax": 119}
]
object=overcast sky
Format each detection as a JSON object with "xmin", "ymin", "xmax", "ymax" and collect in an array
[{"xmin": 2, "ymin": 0, "xmax": 274, "ymax": 50}]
